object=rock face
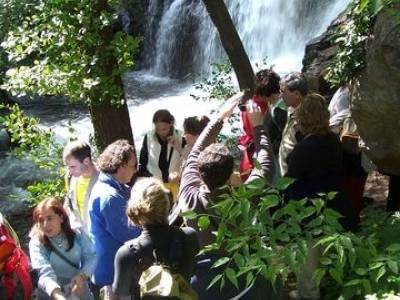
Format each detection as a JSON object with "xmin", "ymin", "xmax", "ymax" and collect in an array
[
  {"xmin": 352, "ymin": 5, "xmax": 400, "ymax": 175},
  {"xmin": 302, "ymin": 6, "xmax": 400, "ymax": 175}
]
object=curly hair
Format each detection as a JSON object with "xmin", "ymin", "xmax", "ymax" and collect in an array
[
  {"xmin": 97, "ymin": 139, "xmax": 135, "ymax": 174},
  {"xmin": 198, "ymin": 143, "xmax": 234, "ymax": 191},
  {"xmin": 126, "ymin": 177, "xmax": 172, "ymax": 226},
  {"xmin": 32, "ymin": 197, "xmax": 76, "ymax": 251},
  {"xmin": 254, "ymin": 68, "xmax": 281, "ymax": 98},
  {"xmin": 183, "ymin": 116, "xmax": 210, "ymax": 135},
  {"xmin": 296, "ymin": 93, "xmax": 330, "ymax": 135}
]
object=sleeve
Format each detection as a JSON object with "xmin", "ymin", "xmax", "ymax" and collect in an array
[
  {"xmin": 78, "ymin": 231, "xmax": 97, "ymax": 277},
  {"xmin": 29, "ymin": 237, "xmax": 61, "ymax": 297},
  {"xmin": 138, "ymin": 134, "xmax": 150, "ymax": 177},
  {"xmin": 103, "ymin": 194, "xmax": 141, "ymax": 243},
  {"xmin": 179, "ymin": 227, "xmax": 199, "ymax": 279},
  {"xmin": 113, "ymin": 244, "xmax": 141, "ymax": 299},
  {"xmin": 169, "ymin": 119, "xmax": 224, "ymax": 224},
  {"xmin": 246, "ymin": 125, "xmax": 275, "ymax": 184}
]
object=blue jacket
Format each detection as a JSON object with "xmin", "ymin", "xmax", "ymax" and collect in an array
[{"xmin": 89, "ymin": 172, "xmax": 141, "ymax": 286}]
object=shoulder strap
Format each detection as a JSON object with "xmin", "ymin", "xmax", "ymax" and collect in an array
[{"xmin": 49, "ymin": 240, "xmax": 80, "ymax": 270}]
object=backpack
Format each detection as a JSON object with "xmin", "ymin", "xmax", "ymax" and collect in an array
[
  {"xmin": 0, "ymin": 213, "xmax": 33, "ymax": 300},
  {"xmin": 138, "ymin": 229, "xmax": 198, "ymax": 300}
]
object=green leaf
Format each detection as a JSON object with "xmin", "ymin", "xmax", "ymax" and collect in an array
[
  {"xmin": 198, "ymin": 216, "xmax": 210, "ymax": 231},
  {"xmin": 275, "ymin": 177, "xmax": 295, "ymax": 190},
  {"xmin": 179, "ymin": 210, "xmax": 197, "ymax": 220},
  {"xmin": 386, "ymin": 243, "xmax": 400, "ymax": 252},
  {"xmin": 387, "ymin": 261, "xmax": 399, "ymax": 275},
  {"xmin": 329, "ymin": 268, "xmax": 343, "ymax": 284},
  {"xmin": 344, "ymin": 279, "xmax": 361, "ymax": 287},
  {"xmin": 312, "ymin": 268, "xmax": 326, "ymax": 287},
  {"xmin": 375, "ymin": 266, "xmax": 386, "ymax": 282},
  {"xmin": 212, "ymin": 257, "xmax": 230, "ymax": 269},
  {"xmin": 207, "ymin": 274, "xmax": 223, "ymax": 289},
  {"xmin": 225, "ymin": 268, "xmax": 239, "ymax": 289}
]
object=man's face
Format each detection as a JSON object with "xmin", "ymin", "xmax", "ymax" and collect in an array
[
  {"xmin": 280, "ymin": 83, "xmax": 302, "ymax": 108},
  {"xmin": 117, "ymin": 155, "xmax": 137, "ymax": 184},
  {"xmin": 64, "ymin": 156, "xmax": 86, "ymax": 177}
]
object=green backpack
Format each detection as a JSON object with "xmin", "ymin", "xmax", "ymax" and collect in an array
[{"xmin": 138, "ymin": 229, "xmax": 198, "ymax": 300}]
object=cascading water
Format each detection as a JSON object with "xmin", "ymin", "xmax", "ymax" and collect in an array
[{"xmin": 146, "ymin": 0, "xmax": 350, "ymax": 77}]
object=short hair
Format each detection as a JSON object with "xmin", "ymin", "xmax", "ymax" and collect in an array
[
  {"xmin": 254, "ymin": 69, "xmax": 281, "ymax": 97},
  {"xmin": 152, "ymin": 109, "xmax": 175, "ymax": 124},
  {"xmin": 198, "ymin": 143, "xmax": 234, "ymax": 191},
  {"xmin": 32, "ymin": 197, "xmax": 75, "ymax": 251},
  {"xmin": 126, "ymin": 177, "xmax": 171, "ymax": 226},
  {"xmin": 183, "ymin": 116, "xmax": 210, "ymax": 135},
  {"xmin": 296, "ymin": 93, "xmax": 330, "ymax": 135},
  {"xmin": 281, "ymin": 72, "xmax": 309, "ymax": 96},
  {"xmin": 97, "ymin": 139, "xmax": 135, "ymax": 174},
  {"xmin": 63, "ymin": 140, "xmax": 91, "ymax": 162}
]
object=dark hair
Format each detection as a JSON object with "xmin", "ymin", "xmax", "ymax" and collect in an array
[
  {"xmin": 63, "ymin": 140, "xmax": 92, "ymax": 162},
  {"xmin": 32, "ymin": 197, "xmax": 75, "ymax": 251},
  {"xmin": 254, "ymin": 69, "xmax": 281, "ymax": 97},
  {"xmin": 97, "ymin": 139, "xmax": 135, "ymax": 174},
  {"xmin": 152, "ymin": 109, "xmax": 175, "ymax": 125},
  {"xmin": 198, "ymin": 143, "xmax": 234, "ymax": 191},
  {"xmin": 183, "ymin": 116, "xmax": 210, "ymax": 136},
  {"xmin": 281, "ymin": 72, "xmax": 308, "ymax": 96}
]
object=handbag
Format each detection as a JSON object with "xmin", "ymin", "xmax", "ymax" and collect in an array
[{"xmin": 340, "ymin": 117, "xmax": 361, "ymax": 155}]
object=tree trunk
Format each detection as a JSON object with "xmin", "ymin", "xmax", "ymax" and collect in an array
[
  {"xmin": 202, "ymin": 0, "xmax": 254, "ymax": 97},
  {"xmin": 89, "ymin": 0, "xmax": 135, "ymax": 151},
  {"xmin": 90, "ymin": 103, "xmax": 134, "ymax": 152}
]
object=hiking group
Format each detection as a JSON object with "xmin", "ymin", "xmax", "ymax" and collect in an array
[{"xmin": 2, "ymin": 69, "xmax": 389, "ymax": 300}]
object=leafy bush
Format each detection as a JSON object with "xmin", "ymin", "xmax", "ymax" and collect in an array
[
  {"xmin": 325, "ymin": 0, "xmax": 398, "ymax": 87},
  {"xmin": 184, "ymin": 177, "xmax": 400, "ymax": 298},
  {"xmin": 0, "ymin": 103, "xmax": 65, "ymax": 204}
]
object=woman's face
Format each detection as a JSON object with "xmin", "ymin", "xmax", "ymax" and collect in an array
[
  {"xmin": 37, "ymin": 207, "xmax": 63, "ymax": 238},
  {"xmin": 155, "ymin": 122, "xmax": 172, "ymax": 139},
  {"xmin": 184, "ymin": 132, "xmax": 198, "ymax": 146}
]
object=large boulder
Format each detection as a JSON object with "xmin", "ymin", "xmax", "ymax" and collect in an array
[{"xmin": 351, "ymin": 5, "xmax": 400, "ymax": 175}]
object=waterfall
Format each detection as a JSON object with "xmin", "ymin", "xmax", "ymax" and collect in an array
[{"xmin": 143, "ymin": 0, "xmax": 350, "ymax": 77}]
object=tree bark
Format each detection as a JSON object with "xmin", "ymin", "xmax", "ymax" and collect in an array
[
  {"xmin": 202, "ymin": 0, "xmax": 254, "ymax": 97},
  {"xmin": 89, "ymin": 0, "xmax": 134, "ymax": 151},
  {"xmin": 90, "ymin": 103, "xmax": 134, "ymax": 152}
]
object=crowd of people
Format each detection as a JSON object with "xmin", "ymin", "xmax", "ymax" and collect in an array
[{"xmin": 28, "ymin": 69, "xmax": 380, "ymax": 300}]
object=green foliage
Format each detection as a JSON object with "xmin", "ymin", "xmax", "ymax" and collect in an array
[
  {"xmin": 1, "ymin": 0, "xmax": 139, "ymax": 106},
  {"xmin": 0, "ymin": 104, "xmax": 65, "ymax": 204},
  {"xmin": 325, "ymin": 0, "xmax": 398, "ymax": 87},
  {"xmin": 318, "ymin": 210, "xmax": 400, "ymax": 299},
  {"xmin": 185, "ymin": 177, "xmax": 400, "ymax": 298}
]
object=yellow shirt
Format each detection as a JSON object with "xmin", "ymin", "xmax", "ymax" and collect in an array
[{"xmin": 75, "ymin": 176, "xmax": 91, "ymax": 218}]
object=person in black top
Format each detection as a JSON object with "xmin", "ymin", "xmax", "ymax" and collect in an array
[{"xmin": 112, "ymin": 177, "xmax": 199, "ymax": 299}]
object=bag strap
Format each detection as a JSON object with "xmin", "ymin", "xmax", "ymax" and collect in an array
[{"xmin": 49, "ymin": 240, "xmax": 80, "ymax": 270}]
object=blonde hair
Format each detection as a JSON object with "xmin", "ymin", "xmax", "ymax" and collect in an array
[
  {"xmin": 296, "ymin": 93, "xmax": 330, "ymax": 135},
  {"xmin": 126, "ymin": 178, "xmax": 171, "ymax": 226}
]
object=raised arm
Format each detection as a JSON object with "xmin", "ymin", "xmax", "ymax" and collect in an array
[{"xmin": 246, "ymin": 100, "xmax": 275, "ymax": 184}]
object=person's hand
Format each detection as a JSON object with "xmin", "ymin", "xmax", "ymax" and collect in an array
[
  {"xmin": 167, "ymin": 136, "xmax": 182, "ymax": 152},
  {"xmin": 218, "ymin": 92, "xmax": 244, "ymax": 120},
  {"xmin": 168, "ymin": 171, "xmax": 180, "ymax": 184},
  {"xmin": 51, "ymin": 288, "xmax": 67, "ymax": 300},
  {"xmin": 70, "ymin": 273, "xmax": 86, "ymax": 296},
  {"xmin": 247, "ymin": 100, "xmax": 265, "ymax": 127},
  {"xmin": 229, "ymin": 171, "xmax": 242, "ymax": 187}
]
